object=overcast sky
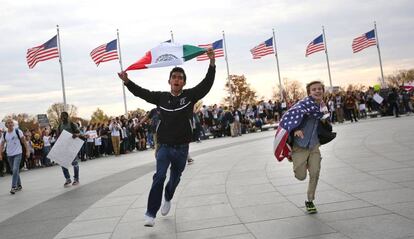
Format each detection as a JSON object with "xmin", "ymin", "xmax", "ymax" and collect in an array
[{"xmin": 1, "ymin": 0, "xmax": 413, "ymax": 119}]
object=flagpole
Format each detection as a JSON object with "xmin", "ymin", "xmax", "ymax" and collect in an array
[
  {"xmin": 56, "ymin": 25, "xmax": 67, "ymax": 110},
  {"xmin": 170, "ymin": 30, "xmax": 174, "ymax": 43},
  {"xmin": 272, "ymin": 28, "xmax": 283, "ymax": 101},
  {"xmin": 374, "ymin": 21, "xmax": 385, "ymax": 86},
  {"xmin": 117, "ymin": 29, "xmax": 128, "ymax": 115},
  {"xmin": 322, "ymin": 26, "xmax": 333, "ymax": 91},
  {"xmin": 222, "ymin": 30, "xmax": 233, "ymax": 106}
]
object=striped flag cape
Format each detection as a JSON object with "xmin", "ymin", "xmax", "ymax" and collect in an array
[
  {"xmin": 273, "ymin": 96, "xmax": 323, "ymax": 161},
  {"xmin": 90, "ymin": 39, "xmax": 118, "ymax": 66},
  {"xmin": 305, "ymin": 34, "xmax": 325, "ymax": 57},
  {"xmin": 250, "ymin": 37, "xmax": 274, "ymax": 59},
  {"xmin": 197, "ymin": 39, "xmax": 224, "ymax": 61},
  {"xmin": 352, "ymin": 29, "xmax": 376, "ymax": 53},
  {"xmin": 26, "ymin": 35, "xmax": 59, "ymax": 69}
]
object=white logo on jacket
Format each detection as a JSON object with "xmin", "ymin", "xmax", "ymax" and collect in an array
[{"xmin": 180, "ymin": 97, "xmax": 186, "ymax": 105}]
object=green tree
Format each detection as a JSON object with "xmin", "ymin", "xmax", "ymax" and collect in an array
[
  {"xmin": 223, "ymin": 75, "xmax": 257, "ymax": 109},
  {"xmin": 3, "ymin": 113, "xmax": 38, "ymax": 131},
  {"xmin": 90, "ymin": 108, "xmax": 109, "ymax": 124},
  {"xmin": 128, "ymin": 108, "xmax": 147, "ymax": 119}
]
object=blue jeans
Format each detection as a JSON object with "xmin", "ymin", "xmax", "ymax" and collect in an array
[
  {"xmin": 42, "ymin": 146, "xmax": 51, "ymax": 166},
  {"xmin": 146, "ymin": 144, "xmax": 188, "ymax": 218},
  {"xmin": 7, "ymin": 154, "xmax": 22, "ymax": 188},
  {"xmin": 61, "ymin": 159, "xmax": 79, "ymax": 181}
]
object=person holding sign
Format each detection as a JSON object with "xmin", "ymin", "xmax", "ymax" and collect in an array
[
  {"xmin": 57, "ymin": 112, "xmax": 81, "ymax": 187},
  {"xmin": 117, "ymin": 48, "xmax": 215, "ymax": 227}
]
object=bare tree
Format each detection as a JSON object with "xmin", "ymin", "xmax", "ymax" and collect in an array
[
  {"xmin": 386, "ymin": 69, "xmax": 414, "ymax": 88},
  {"xmin": 276, "ymin": 78, "xmax": 306, "ymax": 102},
  {"xmin": 47, "ymin": 103, "xmax": 77, "ymax": 128},
  {"xmin": 223, "ymin": 75, "xmax": 257, "ymax": 109},
  {"xmin": 345, "ymin": 84, "xmax": 367, "ymax": 92}
]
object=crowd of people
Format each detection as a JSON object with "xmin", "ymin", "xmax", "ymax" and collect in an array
[{"xmin": 1, "ymin": 87, "xmax": 413, "ymax": 177}]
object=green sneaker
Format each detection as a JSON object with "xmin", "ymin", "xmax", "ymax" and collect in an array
[{"xmin": 305, "ymin": 201, "xmax": 317, "ymax": 214}]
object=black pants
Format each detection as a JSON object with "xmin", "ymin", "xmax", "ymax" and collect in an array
[
  {"xmin": 1, "ymin": 152, "xmax": 12, "ymax": 175},
  {"xmin": 345, "ymin": 108, "xmax": 358, "ymax": 122},
  {"xmin": 390, "ymin": 102, "xmax": 400, "ymax": 117}
]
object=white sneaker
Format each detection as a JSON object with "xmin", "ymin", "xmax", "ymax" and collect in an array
[
  {"xmin": 144, "ymin": 215, "xmax": 155, "ymax": 227},
  {"xmin": 160, "ymin": 200, "xmax": 171, "ymax": 216}
]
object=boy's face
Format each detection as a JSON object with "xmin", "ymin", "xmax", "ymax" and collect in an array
[
  {"xmin": 5, "ymin": 119, "xmax": 14, "ymax": 130},
  {"xmin": 309, "ymin": 83, "xmax": 324, "ymax": 102},
  {"xmin": 169, "ymin": 72, "xmax": 185, "ymax": 94}
]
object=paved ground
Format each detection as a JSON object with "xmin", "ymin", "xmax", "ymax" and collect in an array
[{"xmin": 1, "ymin": 116, "xmax": 414, "ymax": 239}]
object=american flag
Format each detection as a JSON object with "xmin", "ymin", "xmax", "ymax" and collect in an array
[
  {"xmin": 250, "ymin": 37, "xmax": 274, "ymax": 59},
  {"xmin": 26, "ymin": 35, "xmax": 59, "ymax": 69},
  {"xmin": 273, "ymin": 96, "xmax": 323, "ymax": 161},
  {"xmin": 352, "ymin": 29, "xmax": 376, "ymax": 53},
  {"xmin": 197, "ymin": 39, "xmax": 224, "ymax": 61},
  {"xmin": 90, "ymin": 39, "xmax": 118, "ymax": 66},
  {"xmin": 305, "ymin": 34, "xmax": 325, "ymax": 57}
]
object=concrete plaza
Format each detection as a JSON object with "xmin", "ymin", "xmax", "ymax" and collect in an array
[{"xmin": 1, "ymin": 116, "xmax": 414, "ymax": 239}]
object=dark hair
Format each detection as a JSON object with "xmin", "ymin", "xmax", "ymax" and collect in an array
[
  {"xmin": 61, "ymin": 112, "xmax": 69, "ymax": 117},
  {"xmin": 169, "ymin": 67, "xmax": 186, "ymax": 82},
  {"xmin": 306, "ymin": 81, "xmax": 325, "ymax": 95}
]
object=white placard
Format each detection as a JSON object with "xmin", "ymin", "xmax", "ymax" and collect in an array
[
  {"xmin": 86, "ymin": 130, "xmax": 98, "ymax": 139},
  {"xmin": 359, "ymin": 104, "xmax": 366, "ymax": 111},
  {"xmin": 94, "ymin": 137, "xmax": 102, "ymax": 146},
  {"xmin": 281, "ymin": 102, "xmax": 287, "ymax": 108},
  {"xmin": 373, "ymin": 93, "xmax": 384, "ymax": 104},
  {"xmin": 47, "ymin": 130, "xmax": 84, "ymax": 169}
]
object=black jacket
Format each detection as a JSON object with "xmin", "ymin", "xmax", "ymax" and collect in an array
[{"xmin": 125, "ymin": 65, "xmax": 216, "ymax": 145}]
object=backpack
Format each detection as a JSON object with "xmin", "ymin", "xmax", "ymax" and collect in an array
[{"xmin": 3, "ymin": 129, "xmax": 26, "ymax": 169}]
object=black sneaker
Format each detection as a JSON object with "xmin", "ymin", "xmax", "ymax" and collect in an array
[
  {"xmin": 305, "ymin": 201, "xmax": 317, "ymax": 214},
  {"xmin": 10, "ymin": 188, "xmax": 17, "ymax": 194},
  {"xmin": 187, "ymin": 158, "xmax": 194, "ymax": 164},
  {"xmin": 17, "ymin": 185, "xmax": 22, "ymax": 191},
  {"xmin": 64, "ymin": 179, "xmax": 72, "ymax": 187},
  {"xmin": 72, "ymin": 180, "xmax": 79, "ymax": 186}
]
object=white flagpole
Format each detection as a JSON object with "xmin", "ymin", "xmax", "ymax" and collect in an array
[
  {"xmin": 272, "ymin": 28, "xmax": 283, "ymax": 101},
  {"xmin": 117, "ymin": 29, "xmax": 128, "ymax": 115},
  {"xmin": 222, "ymin": 30, "xmax": 233, "ymax": 106},
  {"xmin": 56, "ymin": 25, "xmax": 67, "ymax": 110},
  {"xmin": 322, "ymin": 26, "xmax": 333, "ymax": 90},
  {"xmin": 374, "ymin": 21, "xmax": 385, "ymax": 86}
]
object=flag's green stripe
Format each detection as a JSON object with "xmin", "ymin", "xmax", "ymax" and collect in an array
[{"xmin": 183, "ymin": 45, "xmax": 206, "ymax": 61}]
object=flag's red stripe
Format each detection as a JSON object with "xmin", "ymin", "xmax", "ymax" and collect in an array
[{"xmin": 305, "ymin": 43, "xmax": 324, "ymax": 56}]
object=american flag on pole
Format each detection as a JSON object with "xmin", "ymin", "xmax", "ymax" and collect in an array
[
  {"xmin": 197, "ymin": 39, "xmax": 224, "ymax": 61},
  {"xmin": 352, "ymin": 29, "xmax": 376, "ymax": 53},
  {"xmin": 305, "ymin": 34, "xmax": 325, "ymax": 57},
  {"xmin": 250, "ymin": 37, "xmax": 274, "ymax": 59},
  {"xmin": 90, "ymin": 39, "xmax": 118, "ymax": 66},
  {"xmin": 26, "ymin": 35, "xmax": 59, "ymax": 69},
  {"xmin": 273, "ymin": 96, "xmax": 323, "ymax": 161}
]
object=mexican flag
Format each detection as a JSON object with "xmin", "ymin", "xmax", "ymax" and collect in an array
[{"xmin": 125, "ymin": 42, "xmax": 206, "ymax": 71}]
